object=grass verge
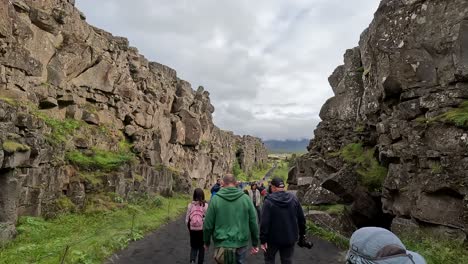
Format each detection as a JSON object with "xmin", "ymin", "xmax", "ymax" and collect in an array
[
  {"xmin": 401, "ymin": 235, "xmax": 468, "ymax": 264},
  {"xmin": 306, "ymin": 221, "xmax": 349, "ymax": 249},
  {"xmin": 0, "ymin": 194, "xmax": 188, "ymax": 264}
]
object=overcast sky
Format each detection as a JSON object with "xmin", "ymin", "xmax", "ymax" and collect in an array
[{"xmin": 76, "ymin": 0, "xmax": 380, "ymax": 140}]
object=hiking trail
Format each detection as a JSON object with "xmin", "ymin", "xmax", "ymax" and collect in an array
[{"xmin": 107, "ymin": 215, "xmax": 343, "ymax": 264}]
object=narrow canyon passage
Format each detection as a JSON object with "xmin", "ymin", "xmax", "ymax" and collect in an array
[{"xmin": 108, "ymin": 216, "xmax": 343, "ymax": 264}]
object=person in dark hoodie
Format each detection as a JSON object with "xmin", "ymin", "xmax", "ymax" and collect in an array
[
  {"xmin": 204, "ymin": 174, "xmax": 260, "ymax": 264},
  {"xmin": 210, "ymin": 178, "xmax": 221, "ymax": 198},
  {"xmin": 260, "ymin": 177, "xmax": 307, "ymax": 264}
]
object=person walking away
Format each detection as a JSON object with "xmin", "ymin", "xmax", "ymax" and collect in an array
[
  {"xmin": 186, "ymin": 188, "xmax": 209, "ymax": 264},
  {"xmin": 211, "ymin": 178, "xmax": 221, "ymax": 198},
  {"xmin": 260, "ymin": 177, "xmax": 307, "ymax": 264},
  {"xmin": 346, "ymin": 227, "xmax": 426, "ymax": 264},
  {"xmin": 203, "ymin": 174, "xmax": 260, "ymax": 264},
  {"xmin": 247, "ymin": 183, "xmax": 262, "ymax": 223}
]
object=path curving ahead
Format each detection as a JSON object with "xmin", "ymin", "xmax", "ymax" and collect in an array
[{"xmin": 108, "ymin": 215, "xmax": 343, "ymax": 264}]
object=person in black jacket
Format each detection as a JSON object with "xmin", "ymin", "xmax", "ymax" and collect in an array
[{"xmin": 260, "ymin": 177, "xmax": 306, "ymax": 264}]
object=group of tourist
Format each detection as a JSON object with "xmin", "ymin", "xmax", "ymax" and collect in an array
[
  {"xmin": 187, "ymin": 174, "xmax": 306, "ymax": 264},
  {"xmin": 186, "ymin": 174, "xmax": 427, "ymax": 264}
]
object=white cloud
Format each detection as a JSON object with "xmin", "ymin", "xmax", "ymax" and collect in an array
[{"xmin": 76, "ymin": 0, "xmax": 379, "ymax": 140}]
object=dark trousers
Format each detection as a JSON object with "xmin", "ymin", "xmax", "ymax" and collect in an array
[
  {"xmin": 255, "ymin": 206, "xmax": 262, "ymax": 223},
  {"xmin": 189, "ymin": 230, "xmax": 204, "ymax": 263},
  {"xmin": 264, "ymin": 244, "xmax": 295, "ymax": 264},
  {"xmin": 190, "ymin": 246, "xmax": 205, "ymax": 264}
]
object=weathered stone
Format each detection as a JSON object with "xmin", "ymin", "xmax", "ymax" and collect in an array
[
  {"xmin": 39, "ymin": 97, "xmax": 58, "ymax": 109},
  {"xmin": 29, "ymin": 8, "xmax": 59, "ymax": 35},
  {"xmin": 65, "ymin": 105, "xmax": 82, "ymax": 120},
  {"xmin": 82, "ymin": 111, "xmax": 99, "ymax": 125},
  {"xmin": 12, "ymin": 1, "xmax": 30, "ymax": 13}
]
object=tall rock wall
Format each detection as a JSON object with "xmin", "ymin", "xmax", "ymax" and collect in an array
[
  {"xmin": 290, "ymin": 0, "xmax": 468, "ymax": 242},
  {"xmin": 0, "ymin": 0, "xmax": 268, "ymax": 243}
]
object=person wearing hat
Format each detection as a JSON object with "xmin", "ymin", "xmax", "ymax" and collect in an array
[
  {"xmin": 260, "ymin": 177, "xmax": 307, "ymax": 264},
  {"xmin": 346, "ymin": 227, "xmax": 426, "ymax": 264}
]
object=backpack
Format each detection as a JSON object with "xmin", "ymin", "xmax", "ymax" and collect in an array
[{"xmin": 189, "ymin": 203, "xmax": 205, "ymax": 231}]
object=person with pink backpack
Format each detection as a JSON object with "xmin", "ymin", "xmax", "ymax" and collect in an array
[{"xmin": 185, "ymin": 188, "xmax": 209, "ymax": 264}]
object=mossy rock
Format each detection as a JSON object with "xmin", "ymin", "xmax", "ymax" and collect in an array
[{"xmin": 2, "ymin": 140, "xmax": 30, "ymax": 154}]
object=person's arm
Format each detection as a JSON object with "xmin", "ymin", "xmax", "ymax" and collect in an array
[
  {"xmin": 247, "ymin": 197, "xmax": 260, "ymax": 247},
  {"xmin": 203, "ymin": 199, "xmax": 216, "ymax": 246},
  {"xmin": 296, "ymin": 199, "xmax": 306, "ymax": 237},
  {"xmin": 259, "ymin": 200, "xmax": 271, "ymax": 245},
  {"xmin": 185, "ymin": 203, "xmax": 191, "ymax": 226}
]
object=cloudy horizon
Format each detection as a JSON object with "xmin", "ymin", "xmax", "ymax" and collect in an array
[{"xmin": 76, "ymin": 0, "xmax": 380, "ymax": 140}]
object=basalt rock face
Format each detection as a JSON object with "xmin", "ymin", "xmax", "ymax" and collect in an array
[
  {"xmin": 290, "ymin": 0, "xmax": 468, "ymax": 241},
  {"xmin": 0, "ymin": 0, "xmax": 267, "ymax": 243}
]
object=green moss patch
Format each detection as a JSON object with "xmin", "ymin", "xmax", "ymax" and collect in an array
[
  {"xmin": 66, "ymin": 148, "xmax": 135, "ymax": 172},
  {"xmin": 2, "ymin": 140, "xmax": 30, "ymax": 153},
  {"xmin": 339, "ymin": 143, "xmax": 388, "ymax": 191}
]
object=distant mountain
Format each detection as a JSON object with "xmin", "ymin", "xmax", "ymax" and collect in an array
[{"xmin": 263, "ymin": 139, "xmax": 309, "ymax": 153}]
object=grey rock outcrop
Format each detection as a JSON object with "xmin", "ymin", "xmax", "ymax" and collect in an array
[
  {"xmin": 290, "ymin": 0, "xmax": 468, "ymax": 241},
  {"xmin": 0, "ymin": 0, "xmax": 267, "ymax": 243}
]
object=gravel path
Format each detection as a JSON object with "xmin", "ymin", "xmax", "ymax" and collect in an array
[{"xmin": 108, "ymin": 216, "xmax": 343, "ymax": 264}]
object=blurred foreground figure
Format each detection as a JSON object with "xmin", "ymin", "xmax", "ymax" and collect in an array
[{"xmin": 346, "ymin": 227, "xmax": 426, "ymax": 264}]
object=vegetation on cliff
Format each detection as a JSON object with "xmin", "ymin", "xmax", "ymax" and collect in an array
[{"xmin": 336, "ymin": 143, "xmax": 387, "ymax": 191}]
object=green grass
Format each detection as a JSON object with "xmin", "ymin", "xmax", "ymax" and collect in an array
[
  {"xmin": 338, "ymin": 143, "xmax": 388, "ymax": 191},
  {"xmin": 35, "ymin": 114, "xmax": 83, "ymax": 145},
  {"xmin": 232, "ymin": 159, "xmax": 247, "ymax": 181},
  {"xmin": 309, "ymin": 204, "xmax": 346, "ymax": 215},
  {"xmin": 430, "ymin": 162, "xmax": 443, "ymax": 174},
  {"xmin": 66, "ymin": 148, "xmax": 135, "ymax": 172},
  {"xmin": 272, "ymin": 160, "xmax": 289, "ymax": 182},
  {"xmin": 0, "ymin": 96, "xmax": 19, "ymax": 106},
  {"xmin": 307, "ymin": 221, "xmax": 349, "ymax": 249},
  {"xmin": 0, "ymin": 195, "xmax": 188, "ymax": 264},
  {"xmin": 251, "ymin": 162, "xmax": 271, "ymax": 181},
  {"xmin": 436, "ymin": 101, "xmax": 468, "ymax": 128},
  {"xmin": 2, "ymin": 140, "xmax": 30, "ymax": 153},
  {"xmin": 402, "ymin": 235, "xmax": 468, "ymax": 264}
]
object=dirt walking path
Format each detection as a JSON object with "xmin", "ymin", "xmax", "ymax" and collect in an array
[{"xmin": 108, "ymin": 216, "xmax": 343, "ymax": 264}]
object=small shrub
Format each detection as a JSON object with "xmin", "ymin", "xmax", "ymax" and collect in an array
[
  {"xmin": 56, "ymin": 196, "xmax": 77, "ymax": 213},
  {"xmin": 2, "ymin": 141, "xmax": 30, "ymax": 153},
  {"xmin": 151, "ymin": 196, "xmax": 164, "ymax": 208}
]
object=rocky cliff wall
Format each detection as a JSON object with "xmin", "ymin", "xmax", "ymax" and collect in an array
[
  {"xmin": 290, "ymin": 0, "xmax": 468, "ymax": 242},
  {"xmin": 0, "ymin": 0, "xmax": 268, "ymax": 243}
]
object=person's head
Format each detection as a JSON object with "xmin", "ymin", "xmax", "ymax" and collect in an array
[
  {"xmin": 216, "ymin": 178, "xmax": 221, "ymax": 184},
  {"xmin": 251, "ymin": 182, "xmax": 257, "ymax": 190},
  {"xmin": 270, "ymin": 177, "xmax": 285, "ymax": 192},
  {"xmin": 346, "ymin": 227, "xmax": 426, "ymax": 264},
  {"xmin": 192, "ymin": 188, "xmax": 205, "ymax": 205},
  {"xmin": 222, "ymin": 174, "xmax": 237, "ymax": 187}
]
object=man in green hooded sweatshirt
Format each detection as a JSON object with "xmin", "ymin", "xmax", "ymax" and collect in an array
[{"xmin": 203, "ymin": 174, "xmax": 260, "ymax": 264}]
